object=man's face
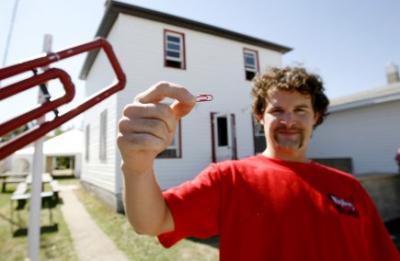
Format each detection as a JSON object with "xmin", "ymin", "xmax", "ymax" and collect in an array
[{"xmin": 260, "ymin": 88, "xmax": 318, "ymax": 161}]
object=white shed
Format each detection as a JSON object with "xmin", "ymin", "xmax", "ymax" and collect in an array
[
  {"xmin": 13, "ymin": 129, "xmax": 83, "ymax": 177},
  {"xmin": 79, "ymin": 1, "xmax": 291, "ymax": 211},
  {"xmin": 308, "ymin": 82, "xmax": 400, "ymax": 175}
]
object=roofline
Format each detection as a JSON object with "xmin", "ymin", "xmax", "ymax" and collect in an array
[
  {"xmin": 329, "ymin": 91, "xmax": 400, "ymax": 113},
  {"xmin": 80, "ymin": 0, "xmax": 292, "ymax": 79}
]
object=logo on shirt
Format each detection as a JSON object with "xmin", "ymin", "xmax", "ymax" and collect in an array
[{"xmin": 327, "ymin": 194, "xmax": 359, "ymax": 217}]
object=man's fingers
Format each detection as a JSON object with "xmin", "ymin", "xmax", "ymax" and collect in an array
[
  {"xmin": 117, "ymin": 132, "xmax": 165, "ymax": 154},
  {"xmin": 117, "ymin": 82, "xmax": 195, "ymax": 174},
  {"xmin": 119, "ymin": 117, "xmax": 173, "ymax": 142},
  {"xmin": 135, "ymin": 81, "xmax": 196, "ymax": 118},
  {"xmin": 123, "ymin": 103, "xmax": 175, "ymax": 132},
  {"xmin": 136, "ymin": 81, "xmax": 194, "ymax": 104}
]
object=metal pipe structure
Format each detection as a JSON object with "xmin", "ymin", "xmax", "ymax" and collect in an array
[{"xmin": 0, "ymin": 37, "xmax": 126, "ymax": 160}]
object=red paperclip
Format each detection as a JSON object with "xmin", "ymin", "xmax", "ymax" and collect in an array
[{"xmin": 196, "ymin": 94, "xmax": 213, "ymax": 102}]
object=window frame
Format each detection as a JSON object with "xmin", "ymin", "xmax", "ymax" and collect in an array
[
  {"xmin": 164, "ymin": 29, "xmax": 186, "ymax": 70},
  {"xmin": 243, "ymin": 48, "xmax": 260, "ymax": 81},
  {"xmin": 157, "ymin": 120, "xmax": 182, "ymax": 159}
]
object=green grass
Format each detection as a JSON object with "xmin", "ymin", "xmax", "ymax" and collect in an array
[
  {"xmin": 75, "ymin": 186, "xmax": 219, "ymax": 261},
  {"xmin": 54, "ymin": 177, "xmax": 80, "ymax": 186},
  {"xmin": 0, "ymin": 183, "xmax": 78, "ymax": 261}
]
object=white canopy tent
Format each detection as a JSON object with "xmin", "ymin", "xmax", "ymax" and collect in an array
[{"xmin": 13, "ymin": 129, "xmax": 83, "ymax": 177}]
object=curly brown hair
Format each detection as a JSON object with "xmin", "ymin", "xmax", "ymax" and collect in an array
[{"xmin": 251, "ymin": 66, "xmax": 329, "ymax": 128}]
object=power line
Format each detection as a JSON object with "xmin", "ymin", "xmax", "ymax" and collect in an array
[{"xmin": 2, "ymin": 0, "xmax": 21, "ymax": 68}]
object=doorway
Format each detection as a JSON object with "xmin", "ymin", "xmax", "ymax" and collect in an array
[{"xmin": 211, "ymin": 113, "xmax": 237, "ymax": 162}]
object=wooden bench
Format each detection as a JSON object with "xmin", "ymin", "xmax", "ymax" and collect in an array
[
  {"xmin": 10, "ymin": 182, "xmax": 59, "ymax": 230},
  {"xmin": 10, "ymin": 182, "xmax": 29, "ymax": 227},
  {"xmin": 49, "ymin": 180, "xmax": 60, "ymax": 201},
  {"xmin": 11, "ymin": 182, "xmax": 29, "ymax": 208},
  {"xmin": 1, "ymin": 174, "xmax": 27, "ymax": 192}
]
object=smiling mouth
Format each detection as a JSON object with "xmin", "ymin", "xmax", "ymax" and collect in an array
[
  {"xmin": 277, "ymin": 131, "xmax": 300, "ymax": 135},
  {"xmin": 276, "ymin": 128, "xmax": 303, "ymax": 136},
  {"xmin": 276, "ymin": 132, "xmax": 301, "ymax": 142},
  {"xmin": 274, "ymin": 128, "xmax": 304, "ymax": 149}
]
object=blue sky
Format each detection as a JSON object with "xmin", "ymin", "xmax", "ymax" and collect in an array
[{"xmin": 1, "ymin": 0, "xmax": 399, "ymax": 129}]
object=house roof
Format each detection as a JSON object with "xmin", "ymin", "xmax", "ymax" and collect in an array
[
  {"xmin": 79, "ymin": 0, "xmax": 292, "ymax": 80},
  {"xmin": 15, "ymin": 129, "xmax": 83, "ymax": 156},
  {"xmin": 329, "ymin": 82, "xmax": 400, "ymax": 113}
]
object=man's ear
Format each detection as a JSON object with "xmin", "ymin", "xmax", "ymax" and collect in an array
[
  {"xmin": 313, "ymin": 112, "xmax": 320, "ymax": 127},
  {"xmin": 256, "ymin": 114, "xmax": 264, "ymax": 125}
]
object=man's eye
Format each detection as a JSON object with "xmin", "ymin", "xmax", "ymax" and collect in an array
[
  {"xmin": 295, "ymin": 109, "xmax": 307, "ymax": 115},
  {"xmin": 271, "ymin": 109, "xmax": 283, "ymax": 114}
]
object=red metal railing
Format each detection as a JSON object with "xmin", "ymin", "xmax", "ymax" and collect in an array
[{"xmin": 0, "ymin": 37, "xmax": 126, "ymax": 160}]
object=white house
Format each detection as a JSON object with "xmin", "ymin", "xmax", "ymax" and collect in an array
[
  {"xmin": 308, "ymin": 64, "xmax": 400, "ymax": 175},
  {"xmin": 79, "ymin": 1, "xmax": 291, "ymax": 211}
]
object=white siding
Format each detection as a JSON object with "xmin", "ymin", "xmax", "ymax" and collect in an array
[
  {"xmin": 81, "ymin": 24, "xmax": 121, "ymax": 192},
  {"xmin": 82, "ymin": 97, "xmax": 118, "ymax": 192},
  {"xmin": 308, "ymin": 100, "xmax": 400, "ymax": 174},
  {"xmin": 110, "ymin": 14, "xmax": 283, "ymax": 189}
]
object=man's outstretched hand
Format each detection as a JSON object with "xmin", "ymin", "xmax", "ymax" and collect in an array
[{"xmin": 117, "ymin": 81, "xmax": 196, "ymax": 175}]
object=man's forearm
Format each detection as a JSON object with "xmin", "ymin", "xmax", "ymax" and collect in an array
[
  {"xmin": 122, "ymin": 165, "xmax": 174, "ymax": 236},
  {"xmin": 117, "ymin": 82, "xmax": 195, "ymax": 236}
]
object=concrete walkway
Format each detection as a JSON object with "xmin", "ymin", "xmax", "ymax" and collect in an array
[{"xmin": 59, "ymin": 185, "xmax": 129, "ymax": 261}]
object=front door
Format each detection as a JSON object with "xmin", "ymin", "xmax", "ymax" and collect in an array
[{"xmin": 211, "ymin": 113, "xmax": 237, "ymax": 162}]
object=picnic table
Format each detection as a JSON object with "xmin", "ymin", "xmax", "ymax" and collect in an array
[
  {"xmin": 1, "ymin": 172, "xmax": 28, "ymax": 192},
  {"xmin": 9, "ymin": 174, "xmax": 61, "ymax": 232},
  {"xmin": 25, "ymin": 173, "xmax": 53, "ymax": 189}
]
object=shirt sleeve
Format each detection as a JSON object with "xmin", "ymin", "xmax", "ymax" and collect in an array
[{"xmin": 157, "ymin": 164, "xmax": 222, "ymax": 248}]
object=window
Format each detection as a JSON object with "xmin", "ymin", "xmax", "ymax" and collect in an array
[
  {"xmin": 55, "ymin": 156, "xmax": 74, "ymax": 170},
  {"xmin": 164, "ymin": 30, "xmax": 186, "ymax": 69},
  {"xmin": 217, "ymin": 117, "xmax": 228, "ymax": 147},
  {"xmin": 243, "ymin": 48, "xmax": 259, "ymax": 80},
  {"xmin": 99, "ymin": 110, "xmax": 107, "ymax": 162},
  {"xmin": 85, "ymin": 125, "xmax": 90, "ymax": 161},
  {"xmin": 157, "ymin": 120, "xmax": 182, "ymax": 158}
]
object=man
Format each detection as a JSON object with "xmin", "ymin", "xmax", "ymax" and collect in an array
[{"xmin": 117, "ymin": 67, "xmax": 400, "ymax": 260}]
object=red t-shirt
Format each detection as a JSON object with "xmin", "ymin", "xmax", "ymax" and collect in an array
[{"xmin": 158, "ymin": 155, "xmax": 400, "ymax": 260}]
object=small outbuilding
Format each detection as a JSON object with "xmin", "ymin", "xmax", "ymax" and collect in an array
[
  {"xmin": 308, "ymin": 64, "xmax": 400, "ymax": 175},
  {"xmin": 13, "ymin": 129, "xmax": 83, "ymax": 177}
]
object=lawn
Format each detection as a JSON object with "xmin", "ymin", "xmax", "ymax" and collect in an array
[
  {"xmin": 0, "ymin": 183, "xmax": 78, "ymax": 261},
  {"xmin": 75, "ymin": 185, "xmax": 219, "ymax": 260}
]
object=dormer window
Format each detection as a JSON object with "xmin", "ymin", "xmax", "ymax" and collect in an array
[
  {"xmin": 164, "ymin": 30, "xmax": 186, "ymax": 69},
  {"xmin": 243, "ymin": 48, "xmax": 259, "ymax": 80}
]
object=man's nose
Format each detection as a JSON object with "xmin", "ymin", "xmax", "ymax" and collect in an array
[{"xmin": 280, "ymin": 112, "xmax": 296, "ymax": 127}]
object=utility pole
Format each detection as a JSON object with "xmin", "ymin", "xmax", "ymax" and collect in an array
[{"xmin": 27, "ymin": 34, "xmax": 52, "ymax": 261}]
